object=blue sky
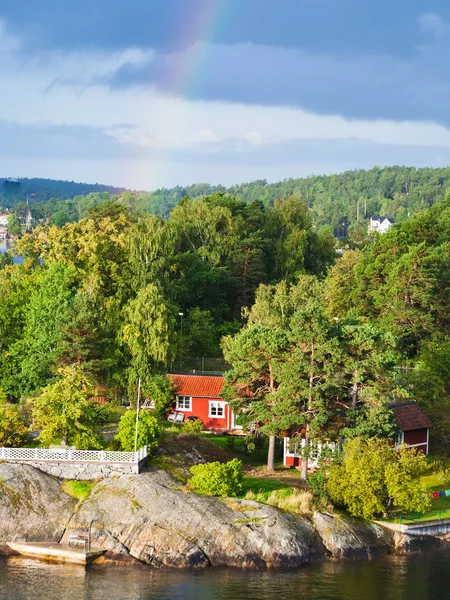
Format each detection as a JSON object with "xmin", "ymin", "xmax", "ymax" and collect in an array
[{"xmin": 1, "ymin": 1, "xmax": 450, "ymax": 189}]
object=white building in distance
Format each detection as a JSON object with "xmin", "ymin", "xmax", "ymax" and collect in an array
[{"xmin": 368, "ymin": 216, "xmax": 394, "ymax": 234}]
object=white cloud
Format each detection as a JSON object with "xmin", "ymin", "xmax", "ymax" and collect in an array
[
  {"xmin": 418, "ymin": 12, "xmax": 450, "ymax": 38},
  {"xmin": 2, "ymin": 17, "xmax": 450, "ymax": 188}
]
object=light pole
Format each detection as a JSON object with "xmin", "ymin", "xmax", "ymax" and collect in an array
[
  {"xmin": 178, "ymin": 312, "xmax": 184, "ymax": 371},
  {"xmin": 134, "ymin": 377, "xmax": 141, "ymax": 453}
]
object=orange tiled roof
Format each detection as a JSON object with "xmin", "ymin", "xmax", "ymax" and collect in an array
[{"xmin": 168, "ymin": 373, "xmax": 224, "ymax": 398}]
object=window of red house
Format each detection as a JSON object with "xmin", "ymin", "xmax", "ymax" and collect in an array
[
  {"xmin": 176, "ymin": 396, "xmax": 192, "ymax": 411},
  {"xmin": 209, "ymin": 401, "xmax": 225, "ymax": 418}
]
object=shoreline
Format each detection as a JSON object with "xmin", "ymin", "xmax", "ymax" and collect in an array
[{"xmin": 0, "ymin": 463, "xmax": 444, "ymax": 570}]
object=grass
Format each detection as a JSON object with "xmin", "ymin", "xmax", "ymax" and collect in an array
[
  {"xmin": 386, "ymin": 459, "xmax": 450, "ymax": 523},
  {"xmin": 198, "ymin": 433, "xmax": 272, "ymax": 467},
  {"xmin": 61, "ymin": 480, "xmax": 96, "ymax": 501},
  {"xmin": 239, "ymin": 475, "xmax": 312, "ymax": 515}
]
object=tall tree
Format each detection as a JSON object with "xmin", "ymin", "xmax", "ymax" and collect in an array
[
  {"xmin": 121, "ymin": 283, "xmax": 174, "ymax": 389},
  {"xmin": 32, "ymin": 366, "xmax": 101, "ymax": 449},
  {"xmin": 222, "ymin": 325, "xmax": 291, "ymax": 470}
]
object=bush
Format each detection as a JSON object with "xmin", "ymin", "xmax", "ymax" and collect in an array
[
  {"xmin": 326, "ymin": 437, "xmax": 430, "ymax": 519},
  {"xmin": 115, "ymin": 410, "xmax": 160, "ymax": 453},
  {"xmin": 189, "ymin": 459, "xmax": 244, "ymax": 497},
  {"xmin": 144, "ymin": 375, "xmax": 176, "ymax": 416},
  {"xmin": 0, "ymin": 405, "xmax": 27, "ymax": 447},
  {"xmin": 182, "ymin": 418, "xmax": 203, "ymax": 434},
  {"xmin": 308, "ymin": 468, "xmax": 328, "ymax": 498}
]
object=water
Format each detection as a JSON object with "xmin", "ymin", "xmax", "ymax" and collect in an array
[
  {"xmin": 0, "ymin": 551, "xmax": 448, "ymax": 600},
  {"xmin": 0, "ymin": 240, "xmax": 23, "ymax": 264}
]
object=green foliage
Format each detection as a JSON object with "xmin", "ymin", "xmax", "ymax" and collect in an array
[
  {"xmin": 122, "ymin": 283, "xmax": 174, "ymax": 382},
  {"xmin": 115, "ymin": 409, "xmax": 160, "ymax": 452},
  {"xmin": 182, "ymin": 418, "xmax": 203, "ymax": 434},
  {"xmin": 7, "ymin": 214, "xmax": 21, "ymax": 237},
  {"xmin": 145, "ymin": 374, "xmax": 176, "ymax": 416},
  {"xmin": 189, "ymin": 458, "xmax": 244, "ymax": 497},
  {"xmin": 326, "ymin": 438, "xmax": 430, "ymax": 519},
  {"xmin": 61, "ymin": 480, "xmax": 95, "ymax": 501},
  {"xmin": 307, "ymin": 469, "xmax": 328, "ymax": 498},
  {"xmin": 32, "ymin": 366, "xmax": 102, "ymax": 449},
  {"xmin": 0, "ymin": 405, "xmax": 27, "ymax": 447},
  {"xmin": 8, "ymin": 262, "xmax": 76, "ymax": 396}
]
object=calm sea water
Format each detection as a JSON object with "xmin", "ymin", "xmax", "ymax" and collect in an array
[
  {"xmin": 0, "ymin": 240, "xmax": 23, "ymax": 263},
  {"xmin": 0, "ymin": 552, "xmax": 448, "ymax": 600}
]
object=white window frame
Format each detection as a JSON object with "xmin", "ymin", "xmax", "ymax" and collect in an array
[
  {"xmin": 176, "ymin": 395, "xmax": 192, "ymax": 412},
  {"xmin": 209, "ymin": 401, "xmax": 225, "ymax": 419}
]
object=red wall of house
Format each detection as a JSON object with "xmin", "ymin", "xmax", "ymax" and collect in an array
[
  {"xmin": 285, "ymin": 456, "xmax": 301, "ymax": 467},
  {"xmin": 404, "ymin": 428, "xmax": 428, "ymax": 449},
  {"xmin": 189, "ymin": 396, "xmax": 231, "ymax": 430}
]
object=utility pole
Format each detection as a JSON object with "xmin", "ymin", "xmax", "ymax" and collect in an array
[{"xmin": 134, "ymin": 377, "xmax": 141, "ymax": 453}]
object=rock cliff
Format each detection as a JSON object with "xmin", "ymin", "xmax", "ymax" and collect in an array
[
  {"xmin": 0, "ymin": 464, "xmax": 437, "ymax": 568},
  {"xmin": 0, "ymin": 463, "xmax": 76, "ymax": 553}
]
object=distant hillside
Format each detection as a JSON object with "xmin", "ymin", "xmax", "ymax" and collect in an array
[
  {"xmin": 138, "ymin": 166, "xmax": 450, "ymax": 231},
  {"xmin": 4, "ymin": 165, "xmax": 450, "ymax": 233},
  {"xmin": 0, "ymin": 177, "xmax": 127, "ymax": 208}
]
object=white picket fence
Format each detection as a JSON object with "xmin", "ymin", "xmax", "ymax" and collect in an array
[{"xmin": 0, "ymin": 446, "xmax": 148, "ymax": 464}]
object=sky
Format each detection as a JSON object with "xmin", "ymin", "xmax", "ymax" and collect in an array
[{"xmin": 2, "ymin": 0, "xmax": 450, "ymax": 190}]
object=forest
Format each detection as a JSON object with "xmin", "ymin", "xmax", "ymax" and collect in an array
[
  {"xmin": 0, "ymin": 194, "xmax": 334, "ymax": 402},
  {"xmin": 0, "ymin": 188, "xmax": 449, "ymax": 456},
  {"xmin": 3, "ymin": 165, "xmax": 450, "ymax": 235}
]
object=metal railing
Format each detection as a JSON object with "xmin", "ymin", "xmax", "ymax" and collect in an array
[
  {"xmin": 0, "ymin": 446, "xmax": 148, "ymax": 464},
  {"xmin": 169, "ymin": 357, "xmax": 230, "ymax": 374}
]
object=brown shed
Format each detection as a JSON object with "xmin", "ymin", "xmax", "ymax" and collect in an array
[{"xmin": 390, "ymin": 401, "xmax": 432, "ymax": 455}]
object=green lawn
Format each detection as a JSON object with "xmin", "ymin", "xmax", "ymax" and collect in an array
[
  {"xmin": 198, "ymin": 433, "xmax": 272, "ymax": 467},
  {"xmin": 388, "ymin": 462, "xmax": 450, "ymax": 523},
  {"xmin": 241, "ymin": 475, "xmax": 290, "ymax": 499}
]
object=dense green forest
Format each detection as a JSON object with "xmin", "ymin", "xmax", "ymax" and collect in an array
[
  {"xmin": 1, "ymin": 188, "xmax": 450, "ymax": 458},
  {"xmin": 0, "ymin": 177, "xmax": 126, "ymax": 208},
  {"xmin": 0, "ymin": 194, "xmax": 334, "ymax": 401},
  {"xmin": 3, "ymin": 165, "xmax": 450, "ymax": 233}
]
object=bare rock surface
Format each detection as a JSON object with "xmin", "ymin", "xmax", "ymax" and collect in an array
[
  {"xmin": 62, "ymin": 468, "xmax": 324, "ymax": 568},
  {"xmin": 0, "ymin": 464, "xmax": 441, "ymax": 568},
  {"xmin": 0, "ymin": 463, "xmax": 76, "ymax": 552},
  {"xmin": 313, "ymin": 512, "xmax": 393, "ymax": 559}
]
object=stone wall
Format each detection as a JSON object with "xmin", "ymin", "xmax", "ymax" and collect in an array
[{"xmin": 8, "ymin": 460, "xmax": 146, "ymax": 480}]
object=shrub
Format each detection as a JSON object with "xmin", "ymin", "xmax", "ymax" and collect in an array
[
  {"xmin": 308, "ymin": 468, "xmax": 328, "ymax": 498},
  {"xmin": 144, "ymin": 375, "xmax": 176, "ymax": 416},
  {"xmin": 326, "ymin": 437, "xmax": 430, "ymax": 519},
  {"xmin": 189, "ymin": 458, "xmax": 243, "ymax": 497},
  {"xmin": 115, "ymin": 410, "xmax": 160, "ymax": 453},
  {"xmin": 0, "ymin": 405, "xmax": 27, "ymax": 447},
  {"xmin": 225, "ymin": 435, "xmax": 237, "ymax": 451},
  {"xmin": 182, "ymin": 418, "xmax": 203, "ymax": 434}
]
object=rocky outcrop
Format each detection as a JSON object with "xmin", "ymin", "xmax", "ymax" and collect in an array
[
  {"xmin": 0, "ymin": 463, "xmax": 76, "ymax": 553},
  {"xmin": 313, "ymin": 512, "xmax": 393, "ymax": 559},
  {"xmin": 393, "ymin": 531, "xmax": 441, "ymax": 554},
  {"xmin": 0, "ymin": 464, "xmax": 441, "ymax": 568},
  {"xmin": 61, "ymin": 469, "xmax": 325, "ymax": 568}
]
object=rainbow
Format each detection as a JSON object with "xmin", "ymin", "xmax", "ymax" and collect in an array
[{"xmin": 137, "ymin": 0, "xmax": 228, "ymax": 188}]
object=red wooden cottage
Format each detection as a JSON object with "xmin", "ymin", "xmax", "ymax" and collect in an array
[
  {"xmin": 283, "ymin": 400, "xmax": 432, "ymax": 468},
  {"xmin": 390, "ymin": 401, "xmax": 432, "ymax": 455},
  {"xmin": 167, "ymin": 373, "xmax": 242, "ymax": 431}
]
